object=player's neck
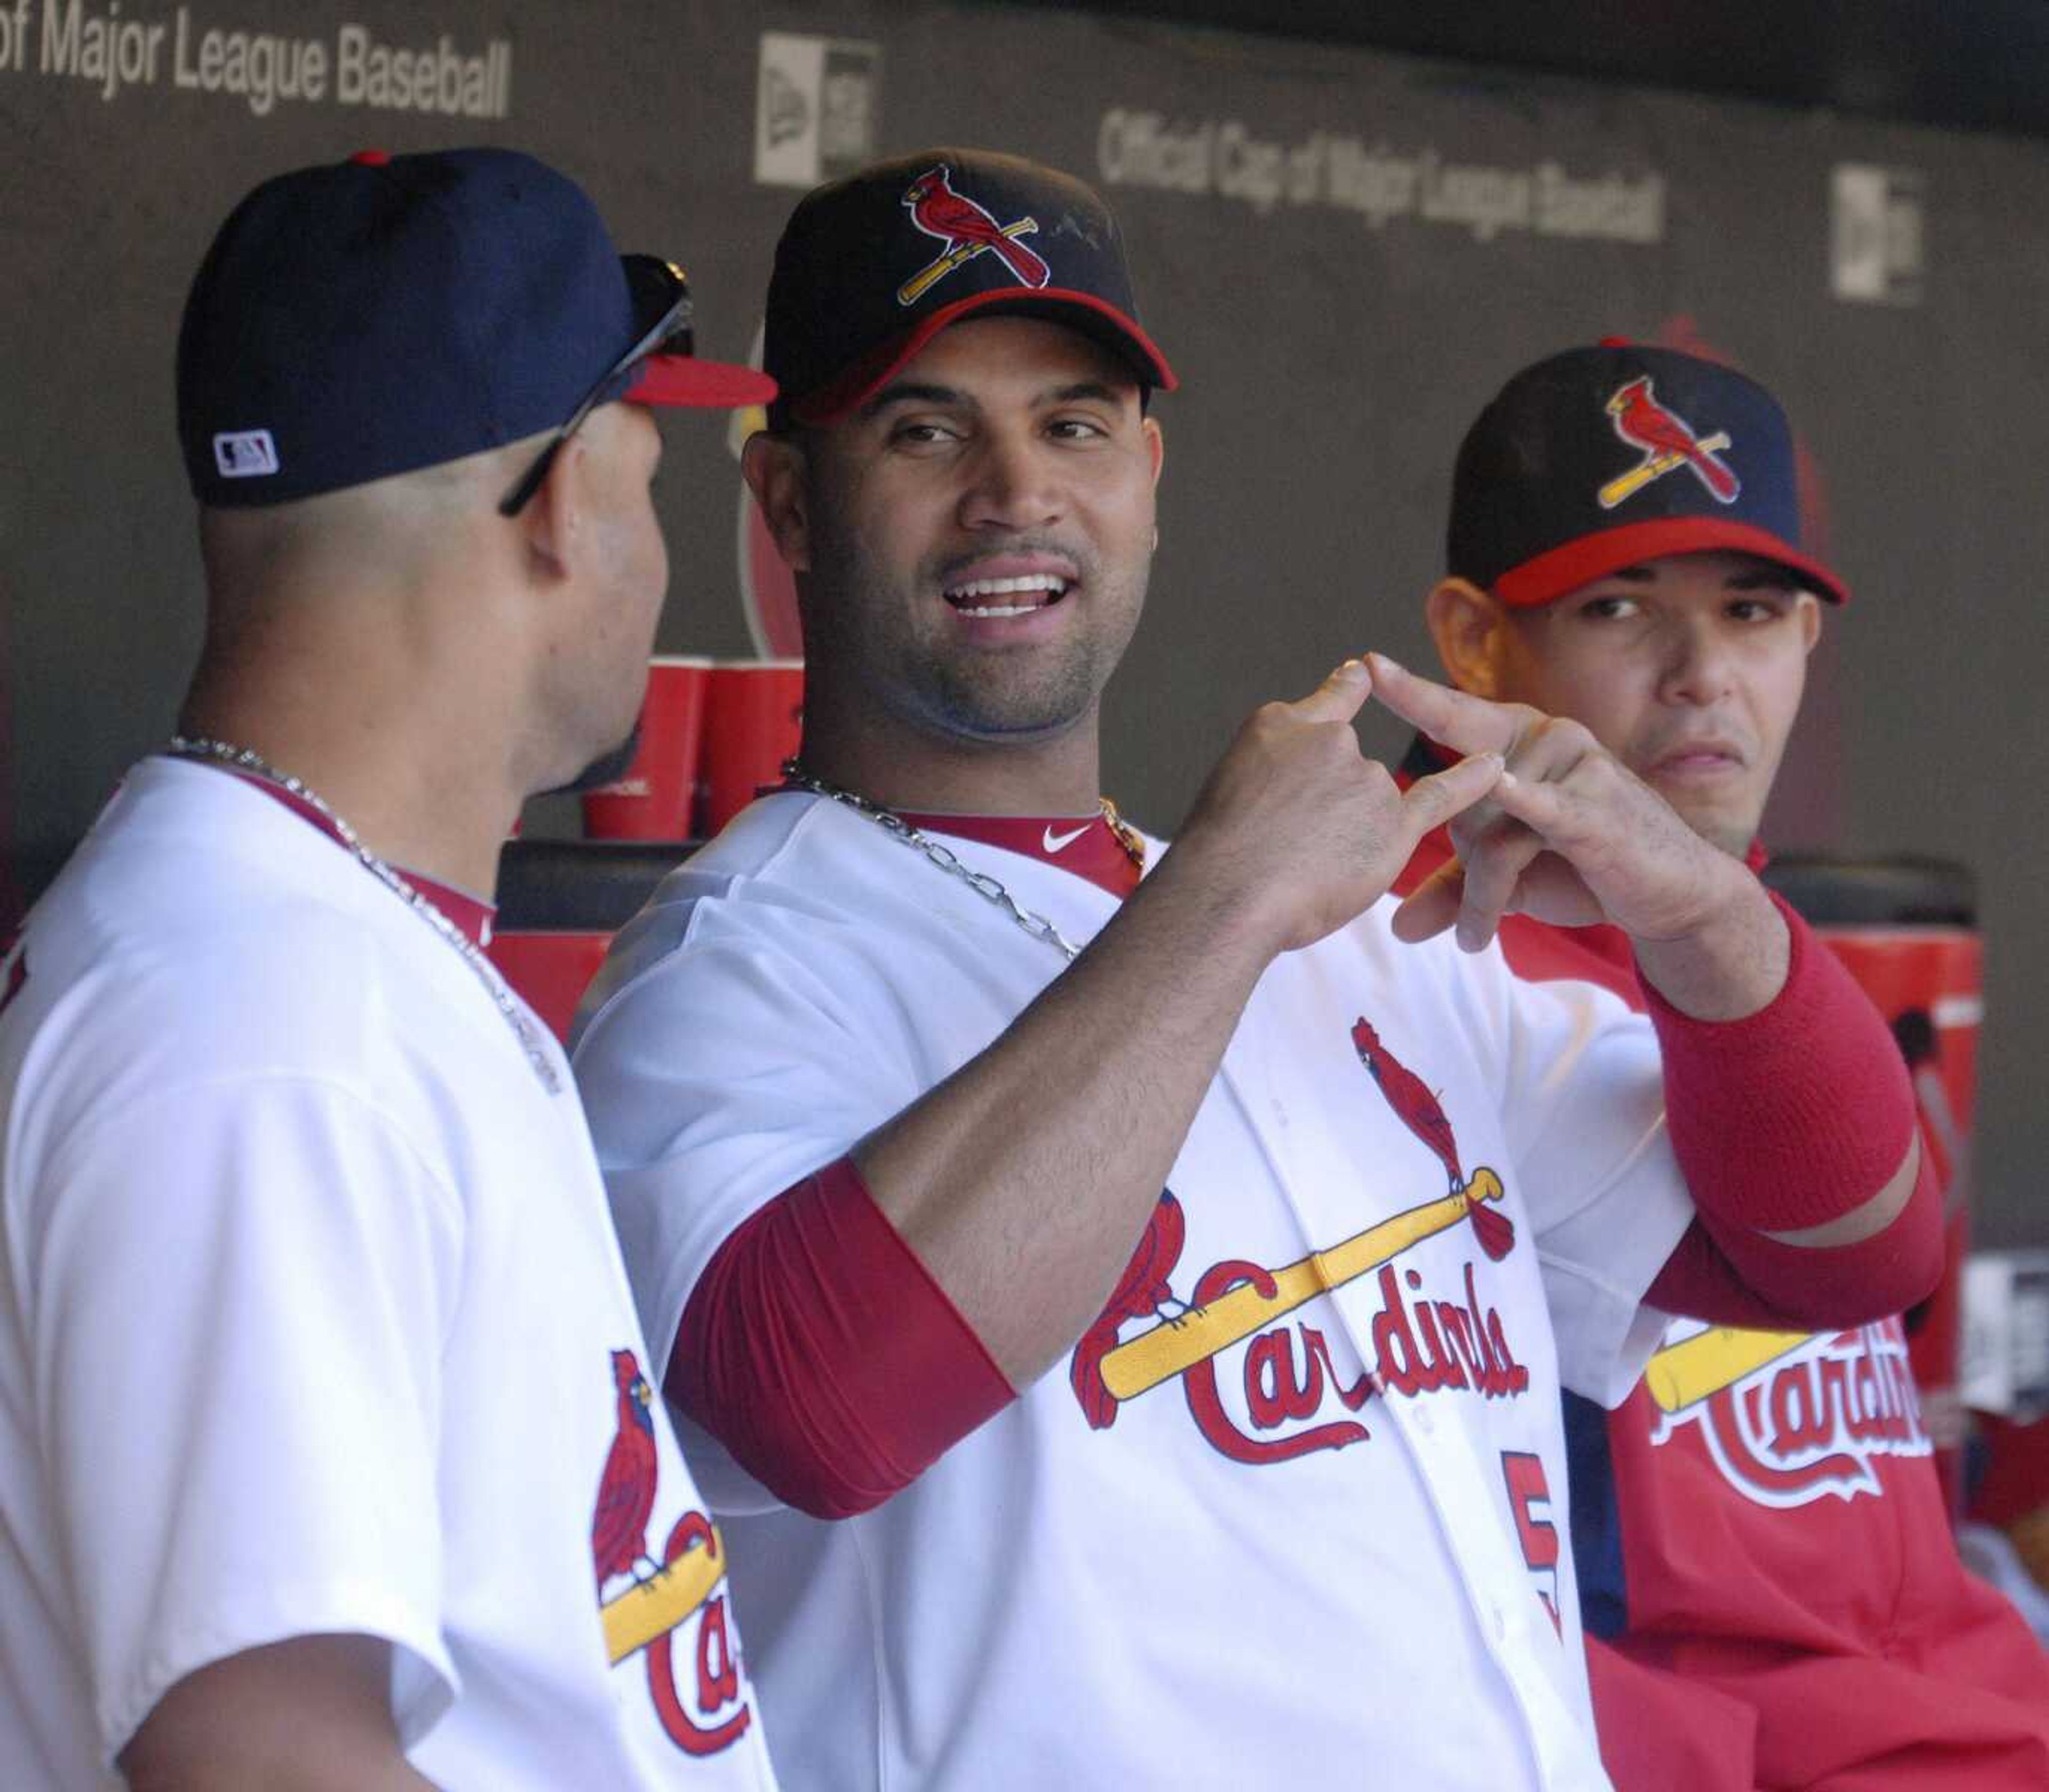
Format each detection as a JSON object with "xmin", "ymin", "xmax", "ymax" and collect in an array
[
  {"xmin": 180, "ymin": 668, "xmax": 519, "ymax": 899},
  {"xmin": 795, "ymin": 701, "xmax": 1106, "ymax": 817}
]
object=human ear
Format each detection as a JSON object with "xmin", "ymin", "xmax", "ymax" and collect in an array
[
  {"xmin": 1798, "ymin": 591, "xmax": 1822, "ymax": 654},
  {"xmin": 742, "ymin": 432, "xmax": 812, "ymax": 574},
  {"xmin": 1424, "ymin": 577, "xmax": 1507, "ymax": 698},
  {"xmin": 514, "ymin": 430, "xmax": 586, "ymax": 585}
]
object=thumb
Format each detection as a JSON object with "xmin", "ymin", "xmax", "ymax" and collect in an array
[
  {"xmin": 1291, "ymin": 657, "xmax": 1374, "ymax": 725},
  {"xmin": 1392, "ymin": 859, "xmax": 1464, "ymax": 945},
  {"xmin": 1399, "ymin": 749, "xmax": 1504, "ymax": 842}
]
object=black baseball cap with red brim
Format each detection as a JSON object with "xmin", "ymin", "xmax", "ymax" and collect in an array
[
  {"xmin": 763, "ymin": 147, "xmax": 1176, "ymax": 427},
  {"xmin": 1448, "ymin": 342, "xmax": 1848, "ymax": 608}
]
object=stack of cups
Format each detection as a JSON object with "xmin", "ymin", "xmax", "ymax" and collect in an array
[
  {"xmin": 581, "ymin": 655, "xmax": 712, "ymax": 840},
  {"xmin": 581, "ymin": 656, "xmax": 806, "ymax": 842},
  {"xmin": 700, "ymin": 657, "xmax": 806, "ymax": 834}
]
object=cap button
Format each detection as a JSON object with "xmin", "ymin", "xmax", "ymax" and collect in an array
[{"xmin": 348, "ymin": 149, "xmax": 392, "ymax": 167}]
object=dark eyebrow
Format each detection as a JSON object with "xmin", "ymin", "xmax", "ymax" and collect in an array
[
  {"xmin": 1726, "ymin": 567, "xmax": 1799, "ymax": 591},
  {"xmin": 859, "ymin": 381, "xmax": 970, "ymax": 420},
  {"xmin": 1598, "ymin": 565, "xmax": 1658, "ymax": 585},
  {"xmin": 858, "ymin": 377, "xmax": 1135, "ymax": 421},
  {"xmin": 1046, "ymin": 380, "xmax": 1129, "ymax": 407}
]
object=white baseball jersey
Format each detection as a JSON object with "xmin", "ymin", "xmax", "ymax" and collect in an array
[
  {"xmin": 0, "ymin": 758, "xmax": 777, "ymax": 1791},
  {"xmin": 574, "ymin": 792, "xmax": 1697, "ymax": 1792}
]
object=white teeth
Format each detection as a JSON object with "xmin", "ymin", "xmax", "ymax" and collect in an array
[
  {"xmin": 946, "ymin": 574, "xmax": 1068, "ymax": 601},
  {"xmin": 957, "ymin": 603, "xmax": 1041, "ymax": 618}
]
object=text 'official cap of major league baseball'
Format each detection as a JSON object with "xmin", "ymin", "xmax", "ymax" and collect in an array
[
  {"xmin": 762, "ymin": 147, "xmax": 1177, "ymax": 426},
  {"xmin": 1448, "ymin": 340, "xmax": 1849, "ymax": 607},
  {"xmin": 177, "ymin": 146, "xmax": 776, "ymax": 507}
]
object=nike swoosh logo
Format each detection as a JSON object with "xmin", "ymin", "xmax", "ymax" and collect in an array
[{"xmin": 1042, "ymin": 822, "xmax": 1092, "ymax": 854}]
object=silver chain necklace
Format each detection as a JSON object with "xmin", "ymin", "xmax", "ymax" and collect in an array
[
  {"xmin": 778, "ymin": 758, "xmax": 1097, "ymax": 961},
  {"xmin": 166, "ymin": 737, "xmax": 561, "ymax": 1093}
]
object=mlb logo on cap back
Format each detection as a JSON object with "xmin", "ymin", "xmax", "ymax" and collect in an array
[
  {"xmin": 212, "ymin": 430, "xmax": 280, "ymax": 480},
  {"xmin": 763, "ymin": 146, "xmax": 1177, "ymax": 426},
  {"xmin": 1447, "ymin": 341, "xmax": 1849, "ymax": 608}
]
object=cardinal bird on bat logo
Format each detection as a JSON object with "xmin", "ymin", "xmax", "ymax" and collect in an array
[
  {"xmin": 1070, "ymin": 1191, "xmax": 1190, "ymax": 1430},
  {"xmin": 592, "ymin": 1348, "xmax": 661, "ymax": 1590},
  {"xmin": 1351, "ymin": 1018, "xmax": 1514, "ymax": 1261},
  {"xmin": 897, "ymin": 164, "xmax": 1053, "ymax": 307},
  {"xmin": 1598, "ymin": 376, "xmax": 1740, "ymax": 511}
]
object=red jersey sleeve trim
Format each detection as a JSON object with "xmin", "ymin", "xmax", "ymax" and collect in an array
[{"xmin": 667, "ymin": 1158, "xmax": 1015, "ymax": 1520}]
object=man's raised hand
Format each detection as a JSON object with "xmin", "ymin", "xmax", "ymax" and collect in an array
[
  {"xmin": 1168, "ymin": 659, "xmax": 1503, "ymax": 957},
  {"xmin": 1363, "ymin": 652, "xmax": 1756, "ymax": 954}
]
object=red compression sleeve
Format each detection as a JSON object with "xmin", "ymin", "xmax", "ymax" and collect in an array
[
  {"xmin": 1641, "ymin": 894, "xmax": 1942, "ymax": 1326},
  {"xmin": 668, "ymin": 1158, "xmax": 1015, "ymax": 1520},
  {"xmin": 1645, "ymin": 1183, "xmax": 1939, "ymax": 1329}
]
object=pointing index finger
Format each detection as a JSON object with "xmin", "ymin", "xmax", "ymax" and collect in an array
[{"xmin": 1364, "ymin": 653, "xmax": 1522, "ymax": 758}]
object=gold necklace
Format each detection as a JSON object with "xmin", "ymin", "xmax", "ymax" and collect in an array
[{"xmin": 1097, "ymin": 795, "xmax": 1147, "ymax": 873}]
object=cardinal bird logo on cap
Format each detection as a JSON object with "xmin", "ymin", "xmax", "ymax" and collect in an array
[
  {"xmin": 1352, "ymin": 1019, "xmax": 1515, "ymax": 1261},
  {"xmin": 1598, "ymin": 375, "xmax": 1740, "ymax": 510},
  {"xmin": 897, "ymin": 164, "xmax": 1052, "ymax": 307}
]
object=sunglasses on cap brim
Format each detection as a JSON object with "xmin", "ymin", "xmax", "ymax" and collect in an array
[{"xmin": 497, "ymin": 256, "xmax": 705, "ymax": 518}]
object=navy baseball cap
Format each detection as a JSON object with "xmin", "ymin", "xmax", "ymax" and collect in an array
[
  {"xmin": 763, "ymin": 147, "xmax": 1176, "ymax": 426},
  {"xmin": 1448, "ymin": 341, "xmax": 1848, "ymax": 608},
  {"xmin": 178, "ymin": 147, "xmax": 776, "ymax": 508}
]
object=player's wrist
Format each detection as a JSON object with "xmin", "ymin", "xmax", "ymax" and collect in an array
[
  {"xmin": 1631, "ymin": 866, "xmax": 1789, "ymax": 1021},
  {"xmin": 1121, "ymin": 839, "xmax": 1291, "ymax": 975}
]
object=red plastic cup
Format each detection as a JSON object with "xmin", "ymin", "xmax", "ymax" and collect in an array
[
  {"xmin": 580, "ymin": 655, "xmax": 712, "ymax": 840},
  {"xmin": 701, "ymin": 658, "xmax": 804, "ymax": 833}
]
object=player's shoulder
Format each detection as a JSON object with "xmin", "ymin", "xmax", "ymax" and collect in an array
[
  {"xmin": 573, "ymin": 792, "xmax": 928, "ymax": 1042},
  {"xmin": 6, "ymin": 761, "xmax": 453, "ymax": 1107}
]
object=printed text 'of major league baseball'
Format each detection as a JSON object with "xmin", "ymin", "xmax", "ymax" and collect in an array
[{"xmin": 0, "ymin": 0, "xmax": 512, "ymax": 118}]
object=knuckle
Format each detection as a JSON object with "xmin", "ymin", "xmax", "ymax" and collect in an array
[
  {"xmin": 1538, "ymin": 715, "xmax": 1594, "ymax": 757},
  {"xmin": 1236, "ymin": 703, "xmax": 1290, "ymax": 753}
]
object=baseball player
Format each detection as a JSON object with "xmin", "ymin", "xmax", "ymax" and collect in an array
[
  {"xmin": 1398, "ymin": 340, "xmax": 2049, "ymax": 1787},
  {"xmin": 0, "ymin": 150, "xmax": 782, "ymax": 1789},
  {"xmin": 573, "ymin": 150, "xmax": 1938, "ymax": 1790}
]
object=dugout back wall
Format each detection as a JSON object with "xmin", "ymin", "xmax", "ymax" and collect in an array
[{"xmin": 3, "ymin": 0, "xmax": 2044, "ymax": 1246}]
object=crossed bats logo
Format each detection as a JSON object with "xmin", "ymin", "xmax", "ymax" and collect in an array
[
  {"xmin": 1067, "ymin": 1018, "xmax": 1515, "ymax": 1430},
  {"xmin": 897, "ymin": 164, "xmax": 1053, "ymax": 308},
  {"xmin": 1598, "ymin": 375, "xmax": 1741, "ymax": 511}
]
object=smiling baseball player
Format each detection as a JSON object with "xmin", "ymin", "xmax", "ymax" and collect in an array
[
  {"xmin": 0, "ymin": 150, "xmax": 780, "ymax": 1790},
  {"xmin": 1398, "ymin": 339, "xmax": 2049, "ymax": 1788},
  {"xmin": 573, "ymin": 150, "xmax": 1939, "ymax": 1790}
]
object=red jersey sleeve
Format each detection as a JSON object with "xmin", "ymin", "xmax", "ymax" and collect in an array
[{"xmin": 666, "ymin": 1158, "xmax": 1015, "ymax": 1520}]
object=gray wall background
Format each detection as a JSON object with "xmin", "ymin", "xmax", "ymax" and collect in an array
[{"xmin": 4, "ymin": 1, "xmax": 2044, "ymax": 1245}]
